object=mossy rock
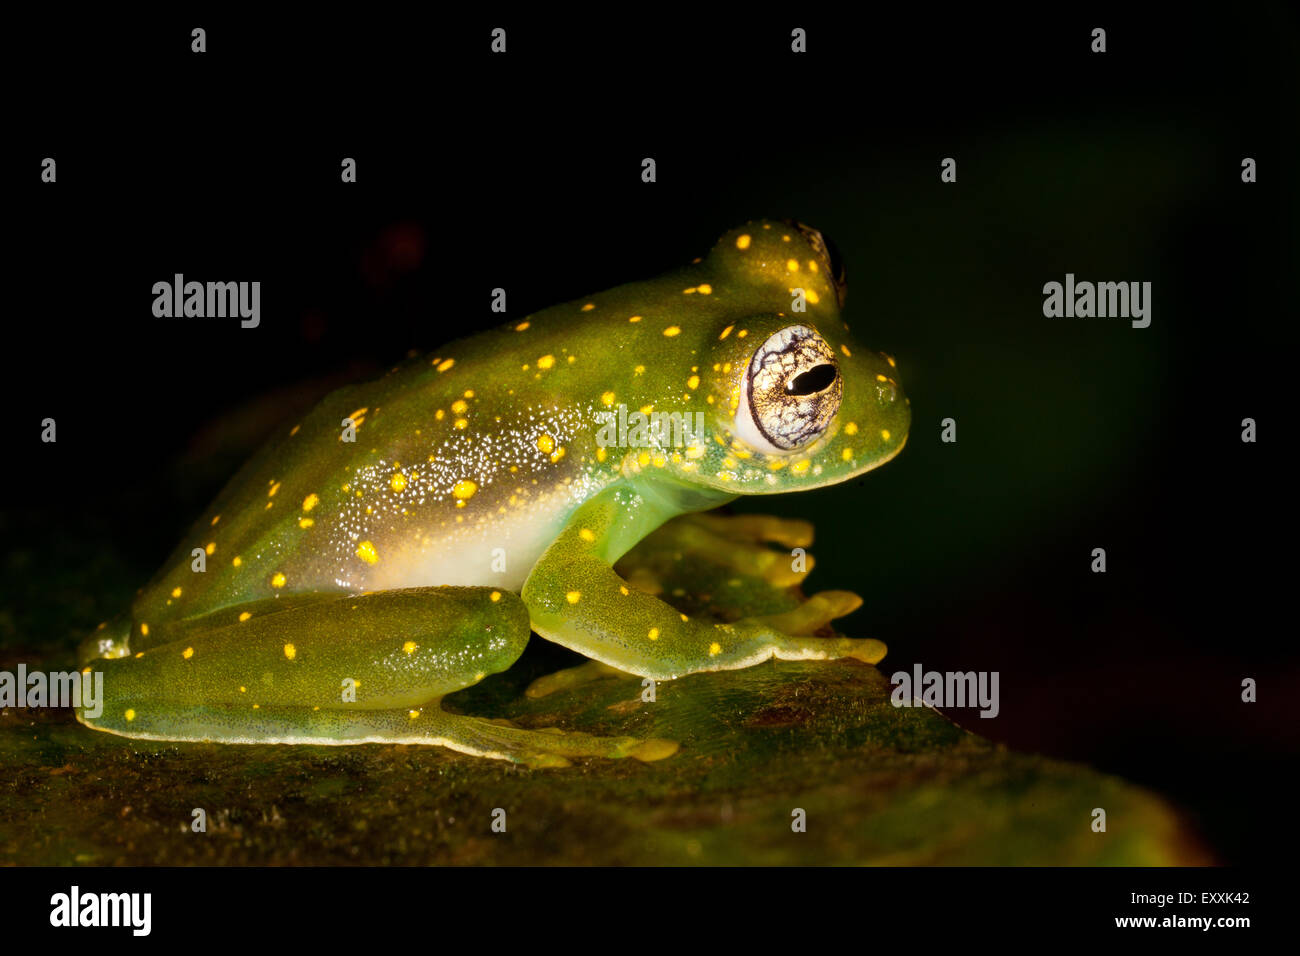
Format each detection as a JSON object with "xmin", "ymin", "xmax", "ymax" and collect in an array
[{"xmin": 0, "ymin": 644, "xmax": 1206, "ymax": 865}]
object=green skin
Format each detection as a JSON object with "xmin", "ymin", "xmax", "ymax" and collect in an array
[{"xmin": 77, "ymin": 220, "xmax": 910, "ymax": 767}]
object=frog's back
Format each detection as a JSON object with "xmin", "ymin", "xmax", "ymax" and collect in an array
[{"xmin": 132, "ymin": 331, "xmax": 597, "ymax": 629}]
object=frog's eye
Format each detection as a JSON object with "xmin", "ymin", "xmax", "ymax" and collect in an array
[
  {"xmin": 735, "ymin": 325, "xmax": 843, "ymax": 453},
  {"xmin": 788, "ymin": 221, "xmax": 848, "ymax": 308}
]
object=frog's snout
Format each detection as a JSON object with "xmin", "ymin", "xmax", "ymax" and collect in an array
[{"xmin": 785, "ymin": 220, "xmax": 847, "ymax": 308}]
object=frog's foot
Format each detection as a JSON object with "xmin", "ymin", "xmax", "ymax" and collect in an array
[
  {"xmin": 78, "ymin": 699, "xmax": 676, "ymax": 768},
  {"xmin": 616, "ymin": 512, "xmax": 816, "ymax": 607},
  {"xmin": 425, "ymin": 709, "xmax": 677, "ymax": 768},
  {"xmin": 750, "ymin": 590, "xmax": 864, "ymax": 636},
  {"xmin": 688, "ymin": 512, "xmax": 814, "ymax": 550},
  {"xmin": 524, "ymin": 659, "xmax": 636, "ymax": 699},
  {"xmin": 77, "ymin": 617, "xmax": 132, "ymax": 666}
]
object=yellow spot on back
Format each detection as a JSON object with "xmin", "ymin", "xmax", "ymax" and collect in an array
[
  {"xmin": 453, "ymin": 479, "xmax": 477, "ymax": 500},
  {"xmin": 791, "ymin": 460, "xmax": 811, "ymax": 474},
  {"xmin": 171, "ymin": 586, "xmax": 182, "ymax": 598},
  {"xmin": 708, "ymin": 642, "xmax": 722, "ymax": 656},
  {"xmin": 663, "ymin": 326, "xmax": 681, "ymax": 337},
  {"xmin": 232, "ymin": 556, "xmax": 242, "ymax": 567},
  {"xmin": 596, "ymin": 447, "xmax": 608, "ymax": 462},
  {"xmin": 579, "ymin": 528, "xmax": 596, "ymax": 542},
  {"xmin": 124, "ymin": 709, "xmax": 136, "ymax": 722},
  {"xmin": 268, "ymin": 481, "xmax": 281, "ymax": 498},
  {"xmin": 299, "ymin": 517, "xmax": 314, "ymax": 528},
  {"xmin": 697, "ymin": 283, "xmax": 712, "ymax": 295},
  {"xmin": 537, "ymin": 433, "xmax": 555, "ymax": 454},
  {"xmin": 271, "ymin": 572, "xmax": 287, "ymax": 588},
  {"xmin": 390, "ymin": 472, "xmax": 408, "ymax": 492},
  {"xmin": 736, "ymin": 234, "xmax": 751, "ymax": 250},
  {"xmin": 436, "ymin": 358, "xmax": 455, "ymax": 372},
  {"xmin": 842, "ymin": 447, "xmax": 853, "ymax": 461},
  {"xmin": 140, "ymin": 622, "xmax": 149, "ymax": 636},
  {"xmin": 239, "ymin": 611, "xmax": 252, "ymax": 622},
  {"xmin": 629, "ymin": 315, "xmax": 642, "ymax": 323},
  {"xmin": 687, "ymin": 375, "xmax": 700, "ymax": 390},
  {"xmin": 719, "ymin": 325, "xmax": 733, "ymax": 340},
  {"xmin": 489, "ymin": 591, "xmax": 502, "ymax": 602},
  {"xmin": 403, "ymin": 640, "xmax": 418, "ymax": 655},
  {"xmin": 566, "ymin": 590, "xmax": 582, "ymax": 604},
  {"xmin": 581, "ymin": 302, "xmax": 595, "ymax": 311},
  {"xmin": 515, "ymin": 321, "xmax": 530, "ymax": 331},
  {"xmin": 881, "ymin": 429, "xmax": 892, "ymax": 441},
  {"xmin": 619, "ymin": 585, "xmax": 630, "ymax": 595},
  {"xmin": 210, "ymin": 515, "xmax": 221, "ymax": 526},
  {"xmin": 182, "ymin": 646, "xmax": 194, "ymax": 659},
  {"xmin": 844, "ymin": 422, "xmax": 859, "ymax": 435},
  {"xmin": 205, "ymin": 541, "xmax": 216, "ymax": 555},
  {"xmin": 537, "ymin": 354, "xmax": 555, "ymax": 369},
  {"xmin": 786, "ymin": 259, "xmax": 800, "ymax": 272},
  {"xmin": 601, "ymin": 391, "xmax": 615, "ymax": 407},
  {"xmin": 355, "ymin": 541, "xmax": 379, "ymax": 564},
  {"xmin": 648, "ymin": 627, "xmax": 660, "ymax": 641},
  {"xmin": 283, "ymin": 643, "xmax": 296, "ymax": 660},
  {"xmin": 842, "ymin": 344, "xmax": 852, "ymax": 357}
]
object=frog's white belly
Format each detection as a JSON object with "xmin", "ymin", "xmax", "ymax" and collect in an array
[{"xmin": 364, "ymin": 494, "xmax": 578, "ymax": 593}]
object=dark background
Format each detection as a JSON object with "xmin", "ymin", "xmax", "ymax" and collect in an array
[{"xmin": 5, "ymin": 9, "xmax": 1296, "ymax": 864}]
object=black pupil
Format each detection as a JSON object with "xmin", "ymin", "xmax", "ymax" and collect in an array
[{"xmin": 787, "ymin": 364, "xmax": 837, "ymax": 395}]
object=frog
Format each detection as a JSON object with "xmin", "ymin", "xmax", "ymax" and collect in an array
[{"xmin": 77, "ymin": 219, "xmax": 910, "ymax": 767}]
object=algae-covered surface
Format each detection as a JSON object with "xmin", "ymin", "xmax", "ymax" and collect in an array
[{"xmin": 2, "ymin": 636, "xmax": 1206, "ymax": 865}]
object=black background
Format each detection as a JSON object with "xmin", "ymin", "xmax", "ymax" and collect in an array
[{"xmin": 6, "ymin": 8, "xmax": 1297, "ymax": 866}]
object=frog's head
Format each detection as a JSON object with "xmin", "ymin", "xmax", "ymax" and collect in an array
[{"xmin": 656, "ymin": 220, "xmax": 909, "ymax": 495}]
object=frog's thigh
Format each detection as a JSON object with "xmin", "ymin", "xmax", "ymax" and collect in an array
[
  {"xmin": 79, "ymin": 587, "xmax": 674, "ymax": 766},
  {"xmin": 523, "ymin": 490, "xmax": 886, "ymax": 682}
]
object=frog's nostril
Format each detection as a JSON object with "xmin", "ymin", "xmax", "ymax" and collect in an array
[{"xmin": 785, "ymin": 220, "xmax": 847, "ymax": 308}]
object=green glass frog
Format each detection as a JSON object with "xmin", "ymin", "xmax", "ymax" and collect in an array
[{"xmin": 78, "ymin": 220, "xmax": 910, "ymax": 767}]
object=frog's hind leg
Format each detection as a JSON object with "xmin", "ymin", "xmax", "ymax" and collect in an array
[
  {"xmin": 78, "ymin": 586, "xmax": 676, "ymax": 767},
  {"xmin": 524, "ymin": 659, "xmax": 637, "ymax": 699}
]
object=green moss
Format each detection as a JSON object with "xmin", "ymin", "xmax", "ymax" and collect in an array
[{"xmin": 0, "ymin": 646, "xmax": 1206, "ymax": 865}]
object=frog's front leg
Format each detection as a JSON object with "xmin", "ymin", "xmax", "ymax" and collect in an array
[
  {"xmin": 78, "ymin": 587, "xmax": 675, "ymax": 768},
  {"xmin": 522, "ymin": 487, "xmax": 887, "ymax": 684}
]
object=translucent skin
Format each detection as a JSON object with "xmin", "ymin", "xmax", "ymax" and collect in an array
[{"xmin": 76, "ymin": 220, "xmax": 910, "ymax": 766}]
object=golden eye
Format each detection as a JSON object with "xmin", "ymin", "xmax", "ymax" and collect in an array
[{"xmin": 736, "ymin": 325, "xmax": 842, "ymax": 452}]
